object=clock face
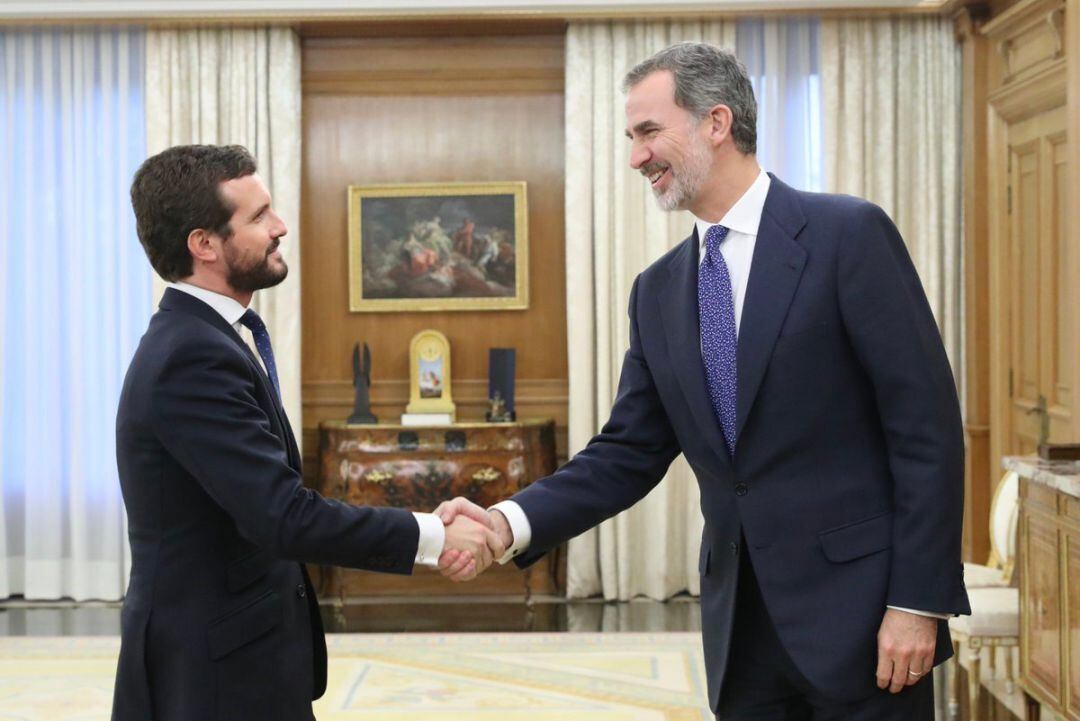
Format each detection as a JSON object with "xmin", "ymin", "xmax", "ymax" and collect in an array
[{"xmin": 419, "ymin": 340, "xmax": 442, "ymax": 361}]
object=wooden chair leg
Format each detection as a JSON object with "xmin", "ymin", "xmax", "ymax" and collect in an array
[
  {"xmin": 1004, "ymin": 646, "xmax": 1016, "ymax": 695},
  {"xmin": 1024, "ymin": 690, "xmax": 1041, "ymax": 721},
  {"xmin": 948, "ymin": 640, "xmax": 961, "ymax": 721},
  {"xmin": 967, "ymin": 649, "xmax": 981, "ymax": 721},
  {"xmin": 987, "ymin": 646, "xmax": 997, "ymax": 679}
]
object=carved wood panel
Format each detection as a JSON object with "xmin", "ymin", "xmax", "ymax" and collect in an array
[
  {"xmin": 1022, "ymin": 506, "xmax": 1063, "ymax": 705},
  {"xmin": 1065, "ymin": 529, "xmax": 1080, "ymax": 720}
]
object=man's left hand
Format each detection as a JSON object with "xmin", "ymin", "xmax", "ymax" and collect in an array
[{"xmin": 876, "ymin": 608, "xmax": 937, "ymax": 693}]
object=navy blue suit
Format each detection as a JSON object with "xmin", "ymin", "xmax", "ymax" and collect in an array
[
  {"xmin": 511, "ymin": 177, "xmax": 970, "ymax": 710},
  {"xmin": 113, "ymin": 288, "xmax": 419, "ymax": 721}
]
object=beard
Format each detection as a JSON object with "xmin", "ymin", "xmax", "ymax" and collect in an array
[
  {"xmin": 225, "ymin": 240, "xmax": 288, "ymax": 292},
  {"xmin": 653, "ymin": 128, "xmax": 712, "ymax": 212}
]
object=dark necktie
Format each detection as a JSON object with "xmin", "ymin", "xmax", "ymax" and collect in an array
[
  {"xmin": 239, "ymin": 308, "xmax": 281, "ymax": 400},
  {"xmin": 698, "ymin": 224, "xmax": 738, "ymax": 456}
]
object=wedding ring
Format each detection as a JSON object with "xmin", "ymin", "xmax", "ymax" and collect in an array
[{"xmin": 908, "ymin": 670, "xmax": 923, "ymax": 677}]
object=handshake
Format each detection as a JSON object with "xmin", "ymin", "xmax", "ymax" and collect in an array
[{"xmin": 433, "ymin": 497, "xmax": 514, "ymax": 582}]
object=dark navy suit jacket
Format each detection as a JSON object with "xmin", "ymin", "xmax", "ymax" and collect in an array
[
  {"xmin": 510, "ymin": 176, "xmax": 970, "ymax": 709},
  {"xmin": 112, "ymin": 288, "xmax": 419, "ymax": 721}
]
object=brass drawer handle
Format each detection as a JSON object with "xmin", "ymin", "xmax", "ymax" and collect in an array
[
  {"xmin": 472, "ymin": 467, "xmax": 501, "ymax": 483},
  {"xmin": 364, "ymin": 470, "xmax": 394, "ymax": 485}
]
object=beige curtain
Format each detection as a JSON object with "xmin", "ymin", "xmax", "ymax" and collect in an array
[
  {"xmin": 564, "ymin": 20, "xmax": 735, "ymax": 601},
  {"xmin": 820, "ymin": 22, "xmax": 962, "ymax": 718},
  {"xmin": 144, "ymin": 27, "xmax": 304, "ymax": 435},
  {"xmin": 820, "ymin": 16, "xmax": 964, "ymax": 393}
]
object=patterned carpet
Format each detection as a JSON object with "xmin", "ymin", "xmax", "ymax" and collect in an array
[{"xmin": 0, "ymin": 632, "xmax": 711, "ymax": 720}]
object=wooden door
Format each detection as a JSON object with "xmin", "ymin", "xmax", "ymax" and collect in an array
[{"xmin": 1003, "ymin": 104, "xmax": 1072, "ymax": 456}]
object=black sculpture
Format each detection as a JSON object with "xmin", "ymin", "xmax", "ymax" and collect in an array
[{"xmin": 347, "ymin": 342, "xmax": 378, "ymax": 424}]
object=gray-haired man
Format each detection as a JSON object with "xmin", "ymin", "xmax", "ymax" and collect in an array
[{"xmin": 440, "ymin": 42, "xmax": 969, "ymax": 720}]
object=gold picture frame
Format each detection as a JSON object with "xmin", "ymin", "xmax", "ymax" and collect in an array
[
  {"xmin": 406, "ymin": 330, "xmax": 456, "ymax": 419},
  {"xmin": 348, "ymin": 181, "xmax": 528, "ymax": 312}
]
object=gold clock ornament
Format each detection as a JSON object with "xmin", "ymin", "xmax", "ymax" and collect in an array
[{"xmin": 404, "ymin": 330, "xmax": 456, "ymax": 424}]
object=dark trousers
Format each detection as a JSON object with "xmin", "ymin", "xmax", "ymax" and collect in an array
[{"xmin": 716, "ymin": 545, "xmax": 934, "ymax": 721}]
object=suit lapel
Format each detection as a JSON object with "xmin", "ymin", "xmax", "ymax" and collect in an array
[
  {"xmin": 160, "ymin": 288, "xmax": 299, "ymax": 469},
  {"xmin": 734, "ymin": 178, "xmax": 808, "ymax": 440},
  {"xmin": 658, "ymin": 232, "xmax": 732, "ymax": 468}
]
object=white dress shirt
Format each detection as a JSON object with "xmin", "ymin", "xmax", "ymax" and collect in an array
[
  {"xmin": 694, "ymin": 168, "xmax": 771, "ymax": 337},
  {"xmin": 169, "ymin": 282, "xmax": 445, "ymax": 567},
  {"xmin": 489, "ymin": 174, "xmax": 947, "ymax": 619},
  {"xmin": 490, "ymin": 170, "xmax": 771, "ymax": 565}
]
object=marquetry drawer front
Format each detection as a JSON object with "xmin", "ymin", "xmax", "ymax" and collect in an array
[
  {"xmin": 1066, "ymin": 529, "xmax": 1080, "ymax": 721},
  {"xmin": 334, "ymin": 456, "xmax": 522, "ymax": 510},
  {"xmin": 318, "ymin": 421, "xmax": 557, "ymax": 512},
  {"xmin": 1022, "ymin": 507, "xmax": 1064, "ymax": 707}
]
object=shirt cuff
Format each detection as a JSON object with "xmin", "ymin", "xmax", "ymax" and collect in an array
[
  {"xmin": 489, "ymin": 500, "xmax": 531, "ymax": 565},
  {"xmin": 412, "ymin": 512, "xmax": 445, "ymax": 567},
  {"xmin": 887, "ymin": 605, "xmax": 950, "ymax": 620}
]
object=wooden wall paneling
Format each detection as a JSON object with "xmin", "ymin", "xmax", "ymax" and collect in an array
[
  {"xmin": 984, "ymin": 0, "xmax": 1067, "ymax": 496},
  {"xmin": 302, "ymin": 35, "xmax": 565, "ymax": 95},
  {"xmin": 1045, "ymin": 128, "xmax": 1072, "ymax": 437},
  {"xmin": 1069, "ymin": 0, "xmax": 1080, "ymax": 445},
  {"xmin": 986, "ymin": 72, "xmax": 1011, "ymax": 509},
  {"xmin": 958, "ymin": 7, "xmax": 993, "ymax": 563},
  {"xmin": 299, "ymin": 33, "xmax": 568, "ymax": 484}
]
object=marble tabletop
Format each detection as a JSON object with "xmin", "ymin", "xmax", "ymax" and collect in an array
[{"xmin": 1002, "ymin": 456, "xmax": 1080, "ymax": 499}]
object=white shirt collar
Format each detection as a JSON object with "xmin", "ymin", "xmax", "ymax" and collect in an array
[
  {"xmin": 694, "ymin": 168, "xmax": 771, "ymax": 248},
  {"xmin": 170, "ymin": 281, "xmax": 249, "ymax": 329}
]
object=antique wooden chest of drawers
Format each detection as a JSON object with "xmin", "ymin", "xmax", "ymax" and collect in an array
[{"xmin": 314, "ymin": 419, "xmax": 560, "ymax": 598}]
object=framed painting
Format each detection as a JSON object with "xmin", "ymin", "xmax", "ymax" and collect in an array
[{"xmin": 347, "ymin": 181, "xmax": 528, "ymax": 312}]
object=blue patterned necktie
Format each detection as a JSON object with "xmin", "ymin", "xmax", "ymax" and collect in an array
[
  {"xmin": 240, "ymin": 308, "xmax": 281, "ymax": 400},
  {"xmin": 698, "ymin": 224, "xmax": 738, "ymax": 456}
]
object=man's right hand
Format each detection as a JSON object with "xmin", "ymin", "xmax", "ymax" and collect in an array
[
  {"xmin": 440, "ymin": 514, "xmax": 505, "ymax": 581},
  {"xmin": 435, "ymin": 497, "xmax": 513, "ymax": 582}
]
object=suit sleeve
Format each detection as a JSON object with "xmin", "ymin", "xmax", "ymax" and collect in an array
[
  {"xmin": 837, "ymin": 203, "xmax": 968, "ymax": 615},
  {"xmin": 510, "ymin": 276, "xmax": 682, "ymax": 567},
  {"xmin": 150, "ymin": 342, "xmax": 419, "ymax": 575}
]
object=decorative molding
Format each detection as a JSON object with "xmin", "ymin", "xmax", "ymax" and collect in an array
[
  {"xmin": 981, "ymin": 0, "xmax": 1065, "ymax": 39},
  {"xmin": 987, "ymin": 58, "xmax": 1065, "ymax": 122},
  {"xmin": 952, "ymin": 3, "xmax": 990, "ymax": 42},
  {"xmin": 0, "ymin": 0, "xmax": 954, "ymax": 20},
  {"xmin": 997, "ymin": 38, "xmax": 1014, "ymax": 80},
  {"xmin": 1046, "ymin": 5, "xmax": 1065, "ymax": 57},
  {"xmin": 303, "ymin": 67, "xmax": 563, "ymax": 95}
]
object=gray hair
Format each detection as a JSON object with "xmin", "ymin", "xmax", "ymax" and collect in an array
[{"xmin": 623, "ymin": 42, "xmax": 757, "ymax": 155}]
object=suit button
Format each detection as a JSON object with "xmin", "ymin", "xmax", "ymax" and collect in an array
[
  {"xmin": 734, "ymin": 483, "xmax": 748, "ymax": 496},
  {"xmin": 729, "ymin": 542, "xmax": 739, "ymax": 556},
  {"xmin": 296, "ymin": 584, "xmax": 306, "ymax": 598}
]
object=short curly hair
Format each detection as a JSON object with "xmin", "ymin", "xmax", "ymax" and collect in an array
[{"xmin": 130, "ymin": 144, "xmax": 257, "ymax": 281}]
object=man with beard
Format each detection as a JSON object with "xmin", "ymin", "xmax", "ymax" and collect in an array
[
  {"xmin": 436, "ymin": 43, "xmax": 969, "ymax": 720},
  {"xmin": 113, "ymin": 144, "xmax": 503, "ymax": 721}
]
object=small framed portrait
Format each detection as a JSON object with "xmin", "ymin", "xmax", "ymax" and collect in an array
[{"xmin": 348, "ymin": 182, "xmax": 528, "ymax": 312}]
